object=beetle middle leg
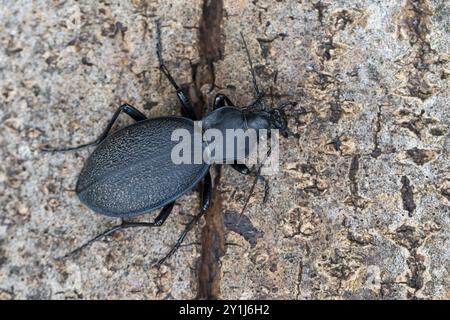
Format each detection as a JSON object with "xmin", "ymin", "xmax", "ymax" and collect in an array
[
  {"xmin": 213, "ymin": 93, "xmax": 235, "ymax": 109},
  {"xmin": 61, "ymin": 201, "xmax": 175, "ymax": 259},
  {"xmin": 42, "ymin": 103, "xmax": 147, "ymax": 152},
  {"xmin": 156, "ymin": 169, "xmax": 212, "ymax": 266}
]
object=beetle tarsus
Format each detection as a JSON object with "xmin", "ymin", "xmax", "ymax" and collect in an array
[
  {"xmin": 42, "ymin": 103, "xmax": 147, "ymax": 153},
  {"xmin": 60, "ymin": 202, "xmax": 175, "ymax": 260},
  {"xmin": 60, "ymin": 224, "xmax": 123, "ymax": 260},
  {"xmin": 41, "ymin": 141, "xmax": 100, "ymax": 153},
  {"xmin": 156, "ymin": 209, "xmax": 206, "ymax": 267}
]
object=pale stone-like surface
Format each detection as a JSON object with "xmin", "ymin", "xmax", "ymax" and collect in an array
[{"xmin": 0, "ymin": 0, "xmax": 448, "ymax": 299}]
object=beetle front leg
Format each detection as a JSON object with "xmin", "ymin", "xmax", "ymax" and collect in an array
[
  {"xmin": 213, "ymin": 94, "xmax": 235, "ymax": 109},
  {"xmin": 157, "ymin": 171, "xmax": 212, "ymax": 266},
  {"xmin": 158, "ymin": 57, "xmax": 197, "ymax": 120},
  {"xmin": 42, "ymin": 103, "xmax": 147, "ymax": 152},
  {"xmin": 60, "ymin": 201, "xmax": 175, "ymax": 259},
  {"xmin": 156, "ymin": 20, "xmax": 198, "ymax": 121}
]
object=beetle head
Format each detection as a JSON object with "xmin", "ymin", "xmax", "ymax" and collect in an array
[
  {"xmin": 245, "ymin": 101, "xmax": 296, "ymax": 137},
  {"xmin": 268, "ymin": 108, "xmax": 287, "ymax": 133},
  {"xmin": 268, "ymin": 102, "xmax": 296, "ymax": 136}
]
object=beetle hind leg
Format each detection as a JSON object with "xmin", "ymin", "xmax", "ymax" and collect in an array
[
  {"xmin": 60, "ymin": 202, "xmax": 175, "ymax": 259},
  {"xmin": 156, "ymin": 172, "xmax": 212, "ymax": 266},
  {"xmin": 42, "ymin": 103, "xmax": 147, "ymax": 153}
]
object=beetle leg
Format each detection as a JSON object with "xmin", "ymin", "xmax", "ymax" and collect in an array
[
  {"xmin": 213, "ymin": 94, "xmax": 235, "ymax": 109},
  {"xmin": 175, "ymin": 88, "xmax": 198, "ymax": 120},
  {"xmin": 230, "ymin": 163, "xmax": 251, "ymax": 175},
  {"xmin": 42, "ymin": 103, "xmax": 147, "ymax": 152},
  {"xmin": 157, "ymin": 172, "xmax": 212, "ymax": 266},
  {"xmin": 230, "ymin": 163, "xmax": 269, "ymax": 203},
  {"xmin": 201, "ymin": 171, "xmax": 213, "ymax": 211},
  {"xmin": 151, "ymin": 201, "xmax": 176, "ymax": 226},
  {"xmin": 60, "ymin": 202, "xmax": 175, "ymax": 259},
  {"xmin": 156, "ymin": 209, "xmax": 205, "ymax": 266},
  {"xmin": 158, "ymin": 58, "xmax": 198, "ymax": 120},
  {"xmin": 156, "ymin": 20, "xmax": 198, "ymax": 120},
  {"xmin": 159, "ymin": 59, "xmax": 197, "ymax": 119}
]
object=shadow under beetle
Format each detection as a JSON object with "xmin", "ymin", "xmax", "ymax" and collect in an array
[{"xmin": 44, "ymin": 21, "xmax": 292, "ymax": 266}]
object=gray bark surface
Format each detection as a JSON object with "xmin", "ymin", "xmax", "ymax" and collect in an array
[{"xmin": 0, "ymin": 0, "xmax": 448, "ymax": 299}]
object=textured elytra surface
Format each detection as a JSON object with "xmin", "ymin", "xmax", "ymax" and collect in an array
[
  {"xmin": 77, "ymin": 117, "xmax": 209, "ymax": 216},
  {"xmin": 0, "ymin": 0, "xmax": 449, "ymax": 299}
]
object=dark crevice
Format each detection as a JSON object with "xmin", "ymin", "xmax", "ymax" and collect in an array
[
  {"xmin": 296, "ymin": 260, "xmax": 303, "ymax": 299},
  {"xmin": 441, "ymin": 189, "xmax": 450, "ymax": 201},
  {"xmin": 405, "ymin": 147, "xmax": 436, "ymax": 165},
  {"xmin": 391, "ymin": 225, "xmax": 426, "ymax": 295},
  {"xmin": 197, "ymin": 167, "xmax": 225, "ymax": 300},
  {"xmin": 101, "ymin": 21, "xmax": 128, "ymax": 38},
  {"xmin": 430, "ymin": 128, "xmax": 445, "ymax": 136},
  {"xmin": 407, "ymin": 250, "xmax": 426, "ymax": 291},
  {"xmin": 192, "ymin": 0, "xmax": 225, "ymax": 300},
  {"xmin": 328, "ymin": 135, "xmax": 343, "ymax": 152},
  {"xmin": 321, "ymin": 36, "xmax": 336, "ymax": 61},
  {"xmin": 397, "ymin": 110, "xmax": 420, "ymax": 137},
  {"xmin": 400, "ymin": 176, "xmax": 416, "ymax": 217},
  {"xmin": 399, "ymin": 0, "xmax": 438, "ymax": 101},
  {"xmin": 329, "ymin": 102, "xmax": 342, "ymax": 124},
  {"xmin": 224, "ymin": 212, "xmax": 264, "ymax": 248},
  {"xmin": 347, "ymin": 155, "xmax": 362, "ymax": 209},
  {"xmin": 313, "ymin": 2, "xmax": 329, "ymax": 25},
  {"xmin": 371, "ymin": 105, "xmax": 383, "ymax": 158}
]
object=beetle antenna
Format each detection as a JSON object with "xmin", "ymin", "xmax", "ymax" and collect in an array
[
  {"xmin": 237, "ymin": 171, "xmax": 259, "ymax": 225},
  {"xmin": 276, "ymin": 101, "xmax": 297, "ymax": 110},
  {"xmin": 244, "ymin": 92, "xmax": 265, "ymax": 110},
  {"xmin": 237, "ymin": 146, "xmax": 272, "ymax": 225},
  {"xmin": 240, "ymin": 32, "xmax": 265, "ymax": 109},
  {"xmin": 156, "ymin": 19, "xmax": 163, "ymax": 64}
]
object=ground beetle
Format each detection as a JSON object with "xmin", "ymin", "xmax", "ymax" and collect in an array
[{"xmin": 44, "ymin": 22, "xmax": 291, "ymax": 265}]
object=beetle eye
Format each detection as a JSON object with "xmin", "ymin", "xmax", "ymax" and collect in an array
[{"xmin": 269, "ymin": 109, "xmax": 287, "ymax": 131}]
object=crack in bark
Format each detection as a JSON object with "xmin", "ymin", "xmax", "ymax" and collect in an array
[
  {"xmin": 441, "ymin": 189, "xmax": 450, "ymax": 201},
  {"xmin": 197, "ymin": 167, "xmax": 225, "ymax": 299},
  {"xmin": 397, "ymin": 0, "xmax": 438, "ymax": 100},
  {"xmin": 192, "ymin": 0, "xmax": 225, "ymax": 300},
  {"xmin": 405, "ymin": 147, "xmax": 438, "ymax": 165},
  {"xmin": 390, "ymin": 225, "xmax": 427, "ymax": 297},
  {"xmin": 371, "ymin": 105, "xmax": 383, "ymax": 158},
  {"xmin": 347, "ymin": 155, "xmax": 364, "ymax": 209},
  {"xmin": 400, "ymin": 176, "xmax": 416, "ymax": 217},
  {"xmin": 295, "ymin": 260, "xmax": 303, "ymax": 299},
  {"xmin": 313, "ymin": 2, "xmax": 329, "ymax": 25}
]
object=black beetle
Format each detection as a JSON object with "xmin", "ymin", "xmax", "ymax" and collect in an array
[{"xmin": 44, "ymin": 23, "xmax": 291, "ymax": 265}]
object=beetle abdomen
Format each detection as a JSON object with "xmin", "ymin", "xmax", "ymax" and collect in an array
[{"xmin": 76, "ymin": 117, "xmax": 209, "ymax": 217}]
